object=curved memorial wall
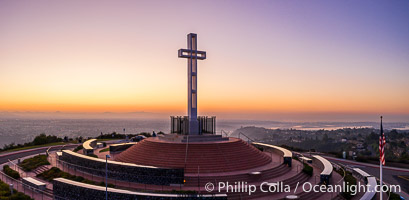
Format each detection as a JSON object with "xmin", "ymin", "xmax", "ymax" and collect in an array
[
  {"xmin": 82, "ymin": 139, "xmax": 97, "ymax": 155},
  {"xmin": 109, "ymin": 142, "xmax": 136, "ymax": 153},
  {"xmin": 252, "ymin": 142, "xmax": 293, "ymax": 167},
  {"xmin": 59, "ymin": 150, "xmax": 184, "ymax": 185},
  {"xmin": 53, "ymin": 178, "xmax": 227, "ymax": 200},
  {"xmin": 312, "ymin": 155, "xmax": 333, "ymax": 185}
]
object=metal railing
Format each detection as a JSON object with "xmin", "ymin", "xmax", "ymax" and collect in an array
[
  {"xmin": 0, "ymin": 168, "xmax": 53, "ymax": 199},
  {"xmin": 220, "ymin": 129, "xmax": 232, "ymax": 137},
  {"xmin": 46, "ymin": 147, "xmax": 51, "ymax": 156},
  {"xmin": 237, "ymin": 132, "xmax": 257, "ymax": 143}
]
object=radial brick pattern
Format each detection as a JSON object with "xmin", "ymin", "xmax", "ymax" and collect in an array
[{"xmin": 115, "ymin": 137, "xmax": 272, "ymax": 173}]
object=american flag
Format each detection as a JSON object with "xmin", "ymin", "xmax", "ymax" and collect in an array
[{"xmin": 379, "ymin": 116, "xmax": 386, "ymax": 166}]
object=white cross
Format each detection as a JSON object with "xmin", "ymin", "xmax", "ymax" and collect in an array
[{"xmin": 178, "ymin": 33, "xmax": 206, "ymax": 135}]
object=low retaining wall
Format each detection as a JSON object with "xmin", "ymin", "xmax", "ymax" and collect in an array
[
  {"xmin": 312, "ymin": 155, "xmax": 333, "ymax": 185},
  {"xmin": 59, "ymin": 150, "xmax": 184, "ymax": 185},
  {"xmin": 252, "ymin": 142, "xmax": 293, "ymax": 167},
  {"xmin": 109, "ymin": 142, "xmax": 136, "ymax": 153},
  {"xmin": 53, "ymin": 178, "xmax": 227, "ymax": 200},
  {"xmin": 83, "ymin": 139, "xmax": 97, "ymax": 155}
]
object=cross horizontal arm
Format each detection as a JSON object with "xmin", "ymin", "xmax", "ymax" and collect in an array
[{"xmin": 178, "ymin": 49, "xmax": 206, "ymax": 60}]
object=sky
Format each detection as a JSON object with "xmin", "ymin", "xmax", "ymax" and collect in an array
[{"xmin": 1, "ymin": 0, "xmax": 409, "ymax": 121}]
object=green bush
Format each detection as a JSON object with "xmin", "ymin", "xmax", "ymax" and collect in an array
[
  {"xmin": 2, "ymin": 165, "xmax": 20, "ymax": 179},
  {"xmin": 19, "ymin": 155, "xmax": 50, "ymax": 171},
  {"xmin": 73, "ymin": 176, "xmax": 85, "ymax": 182},
  {"xmin": 37, "ymin": 167, "xmax": 67, "ymax": 181},
  {"xmin": 293, "ymin": 156, "xmax": 300, "ymax": 161},
  {"xmin": 0, "ymin": 133, "xmax": 66, "ymax": 152},
  {"xmin": 388, "ymin": 192, "xmax": 401, "ymax": 200},
  {"xmin": 0, "ymin": 179, "xmax": 32, "ymax": 199},
  {"xmin": 341, "ymin": 171, "xmax": 357, "ymax": 200},
  {"xmin": 302, "ymin": 163, "xmax": 313, "ymax": 176},
  {"xmin": 37, "ymin": 167, "xmax": 115, "ymax": 188},
  {"xmin": 33, "ymin": 133, "xmax": 63, "ymax": 146},
  {"xmin": 99, "ymin": 148, "xmax": 109, "ymax": 153},
  {"xmin": 73, "ymin": 145, "xmax": 83, "ymax": 152},
  {"xmin": 255, "ymin": 146, "xmax": 264, "ymax": 151},
  {"xmin": 333, "ymin": 167, "xmax": 357, "ymax": 200},
  {"xmin": 98, "ymin": 181, "xmax": 115, "ymax": 188}
]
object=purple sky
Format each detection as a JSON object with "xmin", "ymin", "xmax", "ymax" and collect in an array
[{"xmin": 1, "ymin": 0, "xmax": 408, "ymax": 121}]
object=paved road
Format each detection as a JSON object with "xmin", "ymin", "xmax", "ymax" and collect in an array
[
  {"xmin": 0, "ymin": 144, "xmax": 78, "ymax": 199},
  {"xmin": 323, "ymin": 156, "xmax": 409, "ymax": 200},
  {"xmin": 0, "ymin": 144, "xmax": 78, "ymax": 165},
  {"xmin": 0, "ymin": 139, "xmax": 125, "ymax": 166}
]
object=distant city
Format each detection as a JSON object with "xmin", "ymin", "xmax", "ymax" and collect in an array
[{"xmin": 1, "ymin": 117, "xmax": 408, "ymax": 148}]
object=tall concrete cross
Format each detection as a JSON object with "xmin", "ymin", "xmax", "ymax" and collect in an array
[{"xmin": 178, "ymin": 33, "xmax": 206, "ymax": 135}]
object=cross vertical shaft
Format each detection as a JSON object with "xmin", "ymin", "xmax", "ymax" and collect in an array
[
  {"xmin": 178, "ymin": 33, "xmax": 206, "ymax": 135},
  {"xmin": 187, "ymin": 34, "xmax": 198, "ymax": 134}
]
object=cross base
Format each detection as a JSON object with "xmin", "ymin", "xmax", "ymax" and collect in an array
[{"xmin": 170, "ymin": 116, "xmax": 216, "ymax": 135}]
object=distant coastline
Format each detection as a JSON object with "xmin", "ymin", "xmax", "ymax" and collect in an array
[{"xmin": 1, "ymin": 117, "xmax": 409, "ymax": 148}]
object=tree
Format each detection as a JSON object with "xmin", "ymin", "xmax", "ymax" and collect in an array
[{"xmin": 33, "ymin": 134, "xmax": 48, "ymax": 145}]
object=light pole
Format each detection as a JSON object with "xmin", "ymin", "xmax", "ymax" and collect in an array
[
  {"xmin": 105, "ymin": 154, "xmax": 111, "ymax": 200},
  {"xmin": 9, "ymin": 184, "xmax": 13, "ymax": 195}
]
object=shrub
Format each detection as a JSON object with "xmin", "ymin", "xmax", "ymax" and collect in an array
[
  {"xmin": 293, "ymin": 156, "xmax": 300, "ymax": 161},
  {"xmin": 37, "ymin": 167, "xmax": 66, "ymax": 181},
  {"xmin": 19, "ymin": 155, "xmax": 50, "ymax": 171},
  {"xmin": 0, "ymin": 133, "xmax": 66, "ymax": 152},
  {"xmin": 37, "ymin": 167, "xmax": 115, "ymax": 188},
  {"xmin": 389, "ymin": 192, "xmax": 401, "ymax": 200},
  {"xmin": 255, "ymin": 146, "xmax": 264, "ymax": 151},
  {"xmin": 302, "ymin": 163, "xmax": 313, "ymax": 176},
  {"xmin": 0, "ymin": 179, "xmax": 32, "ymax": 199},
  {"xmin": 33, "ymin": 133, "xmax": 62, "ymax": 145},
  {"xmin": 99, "ymin": 148, "xmax": 109, "ymax": 153},
  {"xmin": 73, "ymin": 145, "xmax": 83, "ymax": 152},
  {"xmin": 3, "ymin": 165, "xmax": 20, "ymax": 179},
  {"xmin": 341, "ymin": 171, "xmax": 357, "ymax": 200},
  {"xmin": 98, "ymin": 181, "xmax": 115, "ymax": 188},
  {"xmin": 73, "ymin": 176, "xmax": 85, "ymax": 182}
]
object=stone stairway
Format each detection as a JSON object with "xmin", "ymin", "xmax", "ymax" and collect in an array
[{"xmin": 32, "ymin": 165, "xmax": 50, "ymax": 175}]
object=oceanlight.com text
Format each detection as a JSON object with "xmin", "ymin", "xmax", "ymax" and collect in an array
[{"xmin": 203, "ymin": 181, "xmax": 401, "ymax": 196}]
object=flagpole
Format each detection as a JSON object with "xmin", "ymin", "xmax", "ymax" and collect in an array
[
  {"xmin": 379, "ymin": 116, "xmax": 383, "ymax": 200},
  {"xmin": 380, "ymin": 158, "xmax": 383, "ymax": 200}
]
